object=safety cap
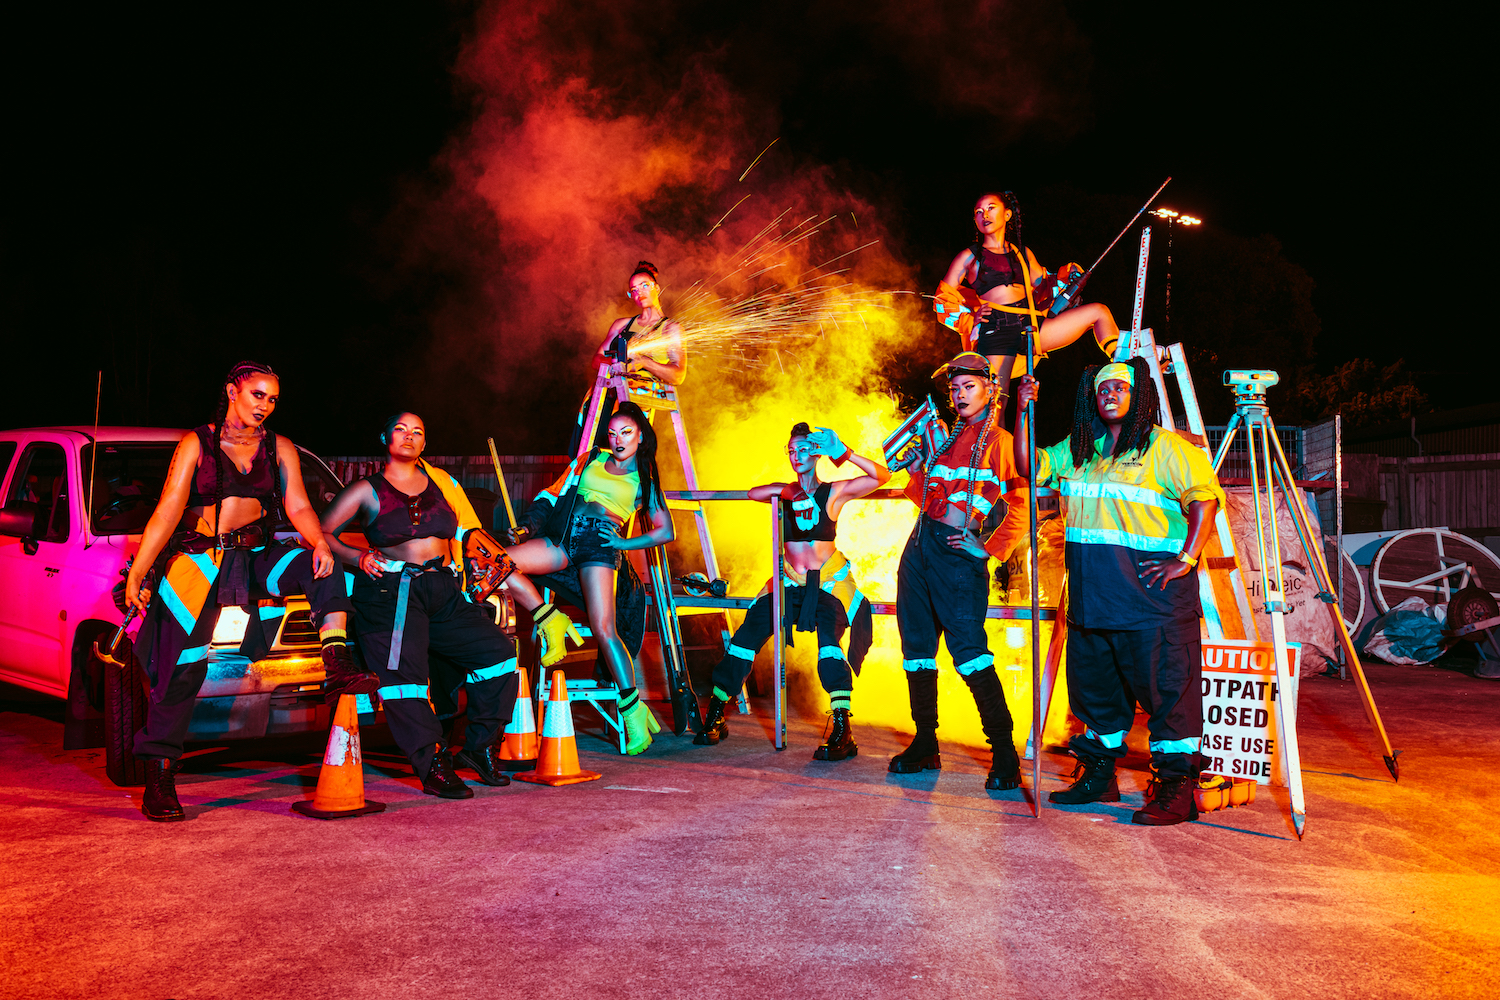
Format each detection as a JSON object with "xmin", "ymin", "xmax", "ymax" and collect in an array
[{"xmin": 933, "ymin": 351, "xmax": 994, "ymax": 383}]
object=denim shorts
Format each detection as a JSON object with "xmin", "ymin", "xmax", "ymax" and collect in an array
[{"xmin": 566, "ymin": 512, "xmax": 623, "ymax": 570}]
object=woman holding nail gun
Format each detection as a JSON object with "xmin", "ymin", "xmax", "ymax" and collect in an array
[{"xmin": 507, "ymin": 401, "xmax": 675, "ymax": 756}]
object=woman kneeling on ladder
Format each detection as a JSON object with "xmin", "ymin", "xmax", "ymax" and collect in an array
[
  {"xmin": 934, "ymin": 190, "xmax": 1121, "ymax": 406},
  {"xmin": 508, "ymin": 401, "xmax": 675, "ymax": 755},
  {"xmin": 695, "ymin": 421, "xmax": 889, "ymax": 760},
  {"xmin": 319, "ymin": 412, "xmax": 581, "ymax": 797}
]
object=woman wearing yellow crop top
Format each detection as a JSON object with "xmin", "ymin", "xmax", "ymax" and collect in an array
[{"xmin": 508, "ymin": 402, "xmax": 675, "ymax": 753}]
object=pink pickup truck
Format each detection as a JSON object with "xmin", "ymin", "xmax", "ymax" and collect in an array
[{"xmin": 0, "ymin": 426, "xmax": 359, "ymax": 785}]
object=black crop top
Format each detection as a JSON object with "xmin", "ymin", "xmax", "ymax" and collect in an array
[
  {"xmin": 185, "ymin": 425, "xmax": 279, "ymax": 508},
  {"xmin": 362, "ymin": 473, "xmax": 460, "ymax": 548},
  {"xmin": 782, "ymin": 482, "xmax": 837, "ymax": 542},
  {"xmin": 969, "ymin": 244, "xmax": 1024, "ymax": 296}
]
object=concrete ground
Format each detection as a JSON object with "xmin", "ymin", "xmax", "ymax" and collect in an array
[{"xmin": 2, "ymin": 659, "xmax": 1497, "ymax": 1000}]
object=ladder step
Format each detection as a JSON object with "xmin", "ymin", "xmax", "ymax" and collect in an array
[{"xmin": 665, "ymin": 498, "xmax": 704, "ymax": 512}]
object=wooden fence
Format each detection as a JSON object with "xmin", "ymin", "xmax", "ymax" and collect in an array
[
  {"xmin": 324, "ymin": 454, "xmax": 569, "ymax": 531},
  {"xmin": 1376, "ymin": 452, "xmax": 1500, "ymax": 536}
]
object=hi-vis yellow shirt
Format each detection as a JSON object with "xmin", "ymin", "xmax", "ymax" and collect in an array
[{"xmin": 1036, "ymin": 424, "xmax": 1226, "ymax": 629}]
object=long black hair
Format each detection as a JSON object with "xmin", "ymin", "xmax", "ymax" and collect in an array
[
  {"xmin": 609, "ymin": 401, "xmax": 666, "ymax": 520},
  {"xmin": 210, "ymin": 360, "xmax": 279, "ymax": 536},
  {"xmin": 1070, "ymin": 357, "xmax": 1157, "ymax": 467}
]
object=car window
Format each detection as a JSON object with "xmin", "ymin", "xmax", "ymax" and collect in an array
[
  {"xmin": 297, "ymin": 448, "xmax": 344, "ymax": 517},
  {"xmin": 4, "ymin": 443, "xmax": 70, "ymax": 542},
  {"xmin": 82, "ymin": 443, "xmax": 177, "ymax": 535},
  {"xmin": 0, "ymin": 442, "xmax": 16, "ymax": 493}
]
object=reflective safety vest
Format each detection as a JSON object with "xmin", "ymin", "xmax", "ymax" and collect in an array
[
  {"xmin": 902, "ymin": 418, "xmax": 1027, "ymax": 559},
  {"xmin": 1036, "ymin": 424, "xmax": 1225, "ymax": 629}
]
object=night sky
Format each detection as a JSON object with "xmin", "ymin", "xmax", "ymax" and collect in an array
[{"xmin": 3, "ymin": 3, "xmax": 1477, "ymax": 455}]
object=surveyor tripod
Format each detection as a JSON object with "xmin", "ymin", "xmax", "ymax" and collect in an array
[{"xmin": 1213, "ymin": 371, "xmax": 1400, "ymax": 835}]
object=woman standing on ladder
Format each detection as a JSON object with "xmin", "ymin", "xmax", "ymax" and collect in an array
[
  {"xmin": 572, "ymin": 261, "xmax": 687, "ymax": 454},
  {"xmin": 509, "ymin": 402, "xmax": 675, "ymax": 755},
  {"xmin": 934, "ymin": 191, "xmax": 1121, "ymax": 408}
]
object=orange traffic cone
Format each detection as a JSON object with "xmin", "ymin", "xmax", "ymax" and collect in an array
[
  {"xmin": 497, "ymin": 666, "xmax": 539, "ymax": 771},
  {"xmin": 292, "ymin": 694, "xmax": 387, "ymax": 818},
  {"xmin": 515, "ymin": 670, "xmax": 602, "ymax": 787}
]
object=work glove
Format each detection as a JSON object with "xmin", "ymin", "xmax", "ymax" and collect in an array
[
  {"xmin": 808, "ymin": 426, "xmax": 847, "ymax": 461},
  {"xmin": 534, "ymin": 603, "xmax": 583, "ymax": 668}
]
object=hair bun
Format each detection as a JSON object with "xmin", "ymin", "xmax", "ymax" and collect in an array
[{"xmin": 630, "ymin": 260, "xmax": 659, "ymax": 282}]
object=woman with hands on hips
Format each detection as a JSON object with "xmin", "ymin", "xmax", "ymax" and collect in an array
[{"xmin": 1013, "ymin": 363, "xmax": 1224, "ymax": 826}]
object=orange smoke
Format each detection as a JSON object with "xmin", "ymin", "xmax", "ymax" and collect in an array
[{"xmin": 419, "ymin": 0, "xmax": 1084, "ymax": 751}]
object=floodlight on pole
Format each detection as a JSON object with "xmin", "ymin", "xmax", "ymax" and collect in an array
[{"xmin": 1145, "ymin": 208, "xmax": 1204, "ymax": 341}]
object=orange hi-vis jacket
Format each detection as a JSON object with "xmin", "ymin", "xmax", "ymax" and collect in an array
[{"xmin": 902, "ymin": 417, "xmax": 1028, "ymax": 561}]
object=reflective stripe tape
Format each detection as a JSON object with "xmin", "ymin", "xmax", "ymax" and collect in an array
[
  {"xmin": 468, "ymin": 658, "xmax": 517, "ymax": 684},
  {"xmin": 177, "ymin": 644, "xmax": 209, "ymax": 665},
  {"xmin": 378, "ymin": 684, "xmax": 428, "ymax": 701},
  {"xmin": 386, "ymin": 567, "xmax": 418, "ymax": 673},
  {"xmin": 727, "ymin": 643, "xmax": 756, "ymax": 661},
  {"xmin": 157, "ymin": 579, "xmax": 200, "ymax": 635},
  {"xmin": 540, "ymin": 697, "xmax": 576, "ymax": 738},
  {"xmin": 947, "ymin": 492, "xmax": 994, "ymax": 515},
  {"xmin": 954, "ymin": 653, "xmax": 994, "ymax": 676},
  {"xmin": 264, "ymin": 547, "xmax": 303, "ymax": 597},
  {"xmin": 817, "ymin": 645, "xmax": 844, "ymax": 662},
  {"xmin": 925, "ymin": 465, "xmax": 999, "ymax": 483},
  {"xmin": 343, "ymin": 571, "xmax": 355, "ymax": 597},
  {"xmin": 1086, "ymin": 727, "xmax": 1127, "ymax": 749},
  {"xmin": 1066, "ymin": 526, "xmax": 1183, "ymax": 551},
  {"xmin": 1060, "ymin": 479, "xmax": 1179, "ymax": 512},
  {"xmin": 1150, "ymin": 737, "xmax": 1201, "ymax": 754},
  {"xmin": 372, "ymin": 557, "xmax": 404, "ymax": 574},
  {"xmin": 258, "ymin": 605, "xmax": 284, "ymax": 620},
  {"xmin": 903, "ymin": 658, "xmax": 938, "ymax": 672},
  {"xmin": 781, "ymin": 559, "xmax": 853, "ymax": 592}
]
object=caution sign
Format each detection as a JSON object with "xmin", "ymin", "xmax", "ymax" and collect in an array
[{"xmin": 1199, "ymin": 639, "xmax": 1301, "ymax": 786}]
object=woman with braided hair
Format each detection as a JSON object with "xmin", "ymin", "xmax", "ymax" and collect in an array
[
  {"xmin": 890, "ymin": 351, "xmax": 1029, "ymax": 790},
  {"xmin": 933, "ymin": 190, "xmax": 1121, "ymax": 409},
  {"xmin": 1015, "ymin": 360, "xmax": 1225, "ymax": 826},
  {"xmin": 508, "ymin": 401, "xmax": 675, "ymax": 755},
  {"xmin": 123, "ymin": 361, "xmax": 371, "ymax": 821}
]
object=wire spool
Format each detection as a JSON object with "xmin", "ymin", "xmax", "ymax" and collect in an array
[
  {"xmin": 1446, "ymin": 583, "xmax": 1500, "ymax": 643},
  {"xmin": 1323, "ymin": 539, "xmax": 1366, "ymax": 633},
  {"xmin": 1370, "ymin": 528, "xmax": 1500, "ymax": 613}
]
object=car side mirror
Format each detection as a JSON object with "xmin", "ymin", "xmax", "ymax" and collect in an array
[{"xmin": 0, "ymin": 501, "xmax": 41, "ymax": 539}]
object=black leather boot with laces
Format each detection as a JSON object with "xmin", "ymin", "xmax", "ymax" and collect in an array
[{"xmin": 813, "ymin": 708, "xmax": 858, "ymax": 761}]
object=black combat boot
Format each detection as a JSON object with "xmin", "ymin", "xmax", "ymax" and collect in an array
[
  {"xmin": 1049, "ymin": 751, "xmax": 1121, "ymax": 804},
  {"xmin": 813, "ymin": 708, "xmax": 858, "ymax": 761},
  {"xmin": 693, "ymin": 696, "xmax": 728, "ymax": 746},
  {"xmin": 321, "ymin": 641, "xmax": 380, "ymax": 706},
  {"xmin": 422, "ymin": 748, "xmax": 474, "ymax": 799},
  {"xmin": 1132, "ymin": 754, "xmax": 1198, "ymax": 825},
  {"xmin": 453, "ymin": 745, "xmax": 512, "ymax": 787},
  {"xmin": 889, "ymin": 669, "xmax": 941, "ymax": 773},
  {"xmin": 963, "ymin": 667, "xmax": 1020, "ymax": 790},
  {"xmin": 142, "ymin": 757, "xmax": 186, "ymax": 822}
]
